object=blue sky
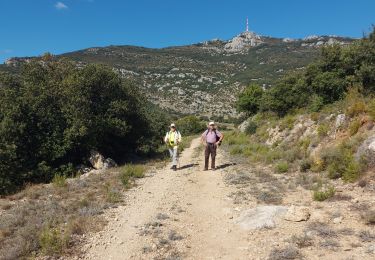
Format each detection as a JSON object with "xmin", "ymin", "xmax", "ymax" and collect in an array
[{"xmin": 0, "ymin": 0, "xmax": 374, "ymax": 63}]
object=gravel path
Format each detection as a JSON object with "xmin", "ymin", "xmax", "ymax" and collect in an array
[{"xmin": 81, "ymin": 138, "xmax": 249, "ymax": 260}]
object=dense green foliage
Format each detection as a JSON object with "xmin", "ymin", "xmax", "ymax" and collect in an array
[
  {"xmin": 0, "ymin": 59, "xmax": 166, "ymax": 194},
  {"xmin": 237, "ymin": 27, "xmax": 375, "ymax": 116},
  {"xmin": 175, "ymin": 115, "xmax": 206, "ymax": 135},
  {"xmin": 236, "ymin": 84, "xmax": 264, "ymax": 115}
]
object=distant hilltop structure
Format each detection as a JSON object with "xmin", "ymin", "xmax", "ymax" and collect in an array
[{"xmin": 224, "ymin": 18, "xmax": 263, "ymax": 52}]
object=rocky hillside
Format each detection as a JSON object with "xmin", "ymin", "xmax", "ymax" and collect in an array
[{"xmin": 1, "ymin": 31, "xmax": 354, "ymax": 117}]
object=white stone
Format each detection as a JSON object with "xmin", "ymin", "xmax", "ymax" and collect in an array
[
  {"xmin": 236, "ymin": 205, "xmax": 288, "ymax": 230},
  {"xmin": 333, "ymin": 216, "xmax": 343, "ymax": 224},
  {"xmin": 89, "ymin": 150, "xmax": 105, "ymax": 169},
  {"xmin": 283, "ymin": 206, "xmax": 310, "ymax": 222}
]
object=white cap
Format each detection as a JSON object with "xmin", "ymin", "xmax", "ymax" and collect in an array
[
  {"xmin": 209, "ymin": 121, "xmax": 215, "ymax": 126},
  {"xmin": 170, "ymin": 123, "xmax": 176, "ymax": 128}
]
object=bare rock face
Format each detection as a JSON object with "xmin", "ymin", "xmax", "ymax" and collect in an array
[
  {"xmin": 224, "ymin": 31, "xmax": 263, "ymax": 52},
  {"xmin": 355, "ymin": 134, "xmax": 375, "ymax": 167},
  {"xmin": 89, "ymin": 150, "xmax": 105, "ymax": 170},
  {"xmin": 238, "ymin": 119, "xmax": 250, "ymax": 133},
  {"xmin": 335, "ymin": 114, "xmax": 346, "ymax": 130},
  {"xmin": 103, "ymin": 158, "xmax": 118, "ymax": 169},
  {"xmin": 236, "ymin": 205, "xmax": 288, "ymax": 230},
  {"xmin": 283, "ymin": 205, "xmax": 310, "ymax": 222}
]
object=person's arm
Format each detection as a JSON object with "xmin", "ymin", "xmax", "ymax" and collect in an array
[
  {"xmin": 177, "ymin": 132, "xmax": 182, "ymax": 144},
  {"xmin": 164, "ymin": 132, "xmax": 168, "ymax": 144},
  {"xmin": 201, "ymin": 131, "xmax": 207, "ymax": 145},
  {"xmin": 216, "ymin": 131, "xmax": 224, "ymax": 145}
]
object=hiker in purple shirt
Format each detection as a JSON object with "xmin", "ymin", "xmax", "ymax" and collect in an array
[{"xmin": 201, "ymin": 121, "xmax": 224, "ymax": 171}]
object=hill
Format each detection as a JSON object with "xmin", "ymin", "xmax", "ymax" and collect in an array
[{"xmin": 1, "ymin": 31, "xmax": 354, "ymax": 117}]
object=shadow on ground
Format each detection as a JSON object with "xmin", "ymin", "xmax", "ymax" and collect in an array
[
  {"xmin": 215, "ymin": 163, "xmax": 237, "ymax": 170},
  {"xmin": 178, "ymin": 163, "xmax": 199, "ymax": 170}
]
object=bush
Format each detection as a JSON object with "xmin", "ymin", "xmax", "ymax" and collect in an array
[
  {"xmin": 313, "ymin": 186, "xmax": 335, "ymax": 201},
  {"xmin": 260, "ymin": 73, "xmax": 310, "ymax": 116},
  {"xmin": 275, "ymin": 161, "xmax": 289, "ymax": 173},
  {"xmin": 103, "ymin": 184, "xmax": 122, "ymax": 203},
  {"xmin": 348, "ymin": 118, "xmax": 361, "ymax": 136},
  {"xmin": 317, "ymin": 123, "xmax": 330, "ymax": 137},
  {"xmin": 320, "ymin": 143, "xmax": 362, "ymax": 182},
  {"xmin": 175, "ymin": 115, "xmax": 206, "ymax": 135},
  {"xmin": 251, "ymin": 27, "xmax": 375, "ymax": 116},
  {"xmin": 279, "ymin": 114, "xmax": 296, "ymax": 130},
  {"xmin": 245, "ymin": 121, "xmax": 258, "ymax": 135},
  {"xmin": 345, "ymin": 87, "xmax": 367, "ymax": 117},
  {"xmin": 0, "ymin": 60, "xmax": 166, "ymax": 194},
  {"xmin": 236, "ymin": 84, "xmax": 264, "ymax": 115},
  {"xmin": 308, "ymin": 94, "xmax": 325, "ymax": 112},
  {"xmin": 300, "ymin": 159, "xmax": 312, "ymax": 172},
  {"xmin": 39, "ymin": 226, "xmax": 69, "ymax": 255},
  {"xmin": 52, "ymin": 174, "xmax": 67, "ymax": 188},
  {"xmin": 120, "ymin": 164, "xmax": 145, "ymax": 188},
  {"xmin": 368, "ymin": 99, "xmax": 375, "ymax": 120}
]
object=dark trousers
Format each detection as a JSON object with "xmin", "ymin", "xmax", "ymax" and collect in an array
[{"xmin": 204, "ymin": 143, "xmax": 217, "ymax": 169}]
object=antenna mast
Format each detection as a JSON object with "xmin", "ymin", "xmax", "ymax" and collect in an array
[{"xmin": 246, "ymin": 17, "xmax": 249, "ymax": 32}]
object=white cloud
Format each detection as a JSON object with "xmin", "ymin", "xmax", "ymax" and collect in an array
[{"xmin": 55, "ymin": 2, "xmax": 68, "ymax": 10}]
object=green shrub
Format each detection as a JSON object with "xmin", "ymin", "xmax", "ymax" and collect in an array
[
  {"xmin": 175, "ymin": 115, "xmax": 206, "ymax": 135},
  {"xmin": 279, "ymin": 114, "xmax": 296, "ymax": 130},
  {"xmin": 245, "ymin": 121, "xmax": 258, "ymax": 135},
  {"xmin": 120, "ymin": 164, "xmax": 145, "ymax": 188},
  {"xmin": 299, "ymin": 138, "xmax": 311, "ymax": 151},
  {"xmin": 236, "ymin": 84, "xmax": 264, "ymax": 115},
  {"xmin": 104, "ymin": 184, "xmax": 122, "ymax": 203},
  {"xmin": 308, "ymin": 94, "xmax": 325, "ymax": 112},
  {"xmin": 321, "ymin": 145, "xmax": 361, "ymax": 182},
  {"xmin": 52, "ymin": 174, "xmax": 67, "ymax": 188},
  {"xmin": 39, "ymin": 226, "xmax": 69, "ymax": 255},
  {"xmin": 275, "ymin": 161, "xmax": 289, "ymax": 173},
  {"xmin": 300, "ymin": 159, "xmax": 312, "ymax": 172},
  {"xmin": 225, "ymin": 132, "xmax": 249, "ymax": 146},
  {"xmin": 284, "ymin": 146, "xmax": 303, "ymax": 163},
  {"xmin": 230, "ymin": 146, "xmax": 244, "ymax": 155},
  {"xmin": 317, "ymin": 123, "xmax": 330, "ymax": 137},
  {"xmin": 348, "ymin": 119, "xmax": 361, "ymax": 136},
  {"xmin": 313, "ymin": 186, "xmax": 335, "ymax": 201},
  {"xmin": 0, "ymin": 60, "xmax": 167, "ymax": 195},
  {"xmin": 345, "ymin": 87, "xmax": 367, "ymax": 117},
  {"xmin": 368, "ymin": 99, "xmax": 375, "ymax": 120}
]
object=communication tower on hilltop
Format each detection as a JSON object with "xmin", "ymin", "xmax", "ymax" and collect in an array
[{"xmin": 246, "ymin": 17, "xmax": 249, "ymax": 32}]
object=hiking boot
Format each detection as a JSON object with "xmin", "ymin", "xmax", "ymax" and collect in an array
[
  {"xmin": 203, "ymin": 168, "xmax": 208, "ymax": 171},
  {"xmin": 172, "ymin": 165, "xmax": 177, "ymax": 171},
  {"xmin": 170, "ymin": 166, "xmax": 174, "ymax": 170}
]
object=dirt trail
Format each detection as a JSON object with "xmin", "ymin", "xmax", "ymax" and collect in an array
[
  {"xmin": 81, "ymin": 138, "xmax": 250, "ymax": 259},
  {"xmin": 78, "ymin": 137, "xmax": 375, "ymax": 260}
]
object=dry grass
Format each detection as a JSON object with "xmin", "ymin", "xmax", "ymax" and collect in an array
[
  {"xmin": 268, "ymin": 245, "xmax": 302, "ymax": 260},
  {"xmin": 361, "ymin": 209, "xmax": 375, "ymax": 225},
  {"xmin": 306, "ymin": 221, "xmax": 337, "ymax": 238},
  {"xmin": 289, "ymin": 233, "xmax": 314, "ymax": 248},
  {"xmin": 358, "ymin": 230, "xmax": 375, "ymax": 242},
  {"xmin": 224, "ymin": 171, "xmax": 253, "ymax": 185},
  {"xmin": 0, "ymin": 165, "xmax": 146, "ymax": 259},
  {"xmin": 319, "ymin": 239, "xmax": 341, "ymax": 250}
]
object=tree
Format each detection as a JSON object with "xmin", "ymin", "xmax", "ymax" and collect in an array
[
  {"xmin": 236, "ymin": 84, "xmax": 264, "ymax": 115},
  {"xmin": 260, "ymin": 73, "xmax": 310, "ymax": 116},
  {"xmin": 0, "ymin": 60, "xmax": 167, "ymax": 194},
  {"xmin": 175, "ymin": 115, "xmax": 206, "ymax": 135}
]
